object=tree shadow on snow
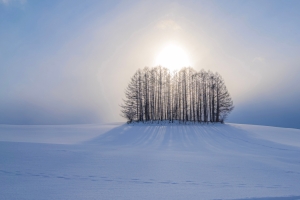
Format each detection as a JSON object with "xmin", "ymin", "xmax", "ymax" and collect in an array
[{"xmin": 84, "ymin": 123, "xmax": 300, "ymax": 156}]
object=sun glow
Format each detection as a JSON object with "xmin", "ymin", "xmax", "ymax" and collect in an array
[{"xmin": 155, "ymin": 43, "xmax": 191, "ymax": 71}]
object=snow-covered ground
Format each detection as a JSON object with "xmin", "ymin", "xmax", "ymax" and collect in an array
[{"xmin": 1, "ymin": 123, "xmax": 300, "ymax": 200}]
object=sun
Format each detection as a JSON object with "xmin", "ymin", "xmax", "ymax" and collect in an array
[{"xmin": 155, "ymin": 43, "xmax": 191, "ymax": 71}]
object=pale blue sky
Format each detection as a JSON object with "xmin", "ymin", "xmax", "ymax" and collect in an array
[{"xmin": 1, "ymin": 0, "xmax": 300, "ymax": 128}]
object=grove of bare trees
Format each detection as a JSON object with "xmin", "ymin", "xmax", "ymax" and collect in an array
[{"xmin": 121, "ymin": 66, "xmax": 233, "ymax": 123}]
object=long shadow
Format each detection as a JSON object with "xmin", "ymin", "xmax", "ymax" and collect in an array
[{"xmin": 83, "ymin": 123, "xmax": 300, "ymax": 156}]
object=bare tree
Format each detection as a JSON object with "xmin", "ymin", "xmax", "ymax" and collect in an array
[{"xmin": 121, "ymin": 66, "xmax": 233, "ymax": 123}]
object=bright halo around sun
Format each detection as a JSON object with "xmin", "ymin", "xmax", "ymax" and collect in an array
[{"xmin": 155, "ymin": 43, "xmax": 191, "ymax": 71}]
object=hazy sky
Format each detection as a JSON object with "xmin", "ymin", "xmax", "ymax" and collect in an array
[{"xmin": 1, "ymin": 0, "xmax": 300, "ymax": 128}]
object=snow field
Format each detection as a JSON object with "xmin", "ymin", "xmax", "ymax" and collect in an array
[{"xmin": 0, "ymin": 123, "xmax": 300, "ymax": 200}]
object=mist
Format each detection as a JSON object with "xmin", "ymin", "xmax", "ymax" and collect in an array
[{"xmin": 1, "ymin": 0, "xmax": 300, "ymax": 128}]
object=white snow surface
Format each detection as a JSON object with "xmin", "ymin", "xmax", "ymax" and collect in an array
[{"xmin": 0, "ymin": 122, "xmax": 300, "ymax": 200}]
